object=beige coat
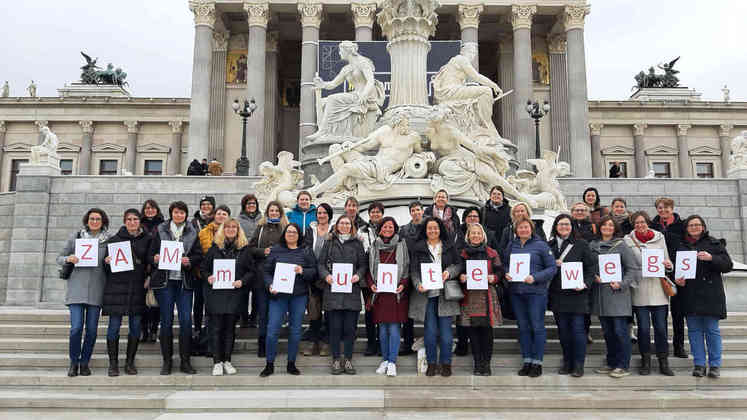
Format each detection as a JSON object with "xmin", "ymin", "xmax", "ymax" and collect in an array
[{"xmin": 624, "ymin": 230, "xmax": 670, "ymax": 307}]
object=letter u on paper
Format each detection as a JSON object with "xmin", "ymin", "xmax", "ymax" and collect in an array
[{"xmin": 332, "ymin": 263, "xmax": 354, "ymax": 293}]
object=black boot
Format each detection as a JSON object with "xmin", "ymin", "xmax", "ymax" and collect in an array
[
  {"xmin": 107, "ymin": 338, "xmax": 120, "ymax": 377},
  {"xmin": 257, "ymin": 336, "xmax": 266, "ymax": 358},
  {"xmin": 260, "ymin": 362, "xmax": 274, "ymax": 377},
  {"xmin": 571, "ymin": 363, "xmax": 584, "ymax": 378},
  {"xmin": 160, "ymin": 334, "xmax": 173, "ymax": 375},
  {"xmin": 67, "ymin": 363, "xmax": 79, "ymax": 377},
  {"xmin": 179, "ymin": 332, "xmax": 197, "ymax": 374},
  {"xmin": 454, "ymin": 326, "xmax": 469, "ymax": 356},
  {"xmin": 558, "ymin": 360, "xmax": 571, "ymax": 375},
  {"xmin": 639, "ymin": 353, "xmax": 651, "ymax": 376},
  {"xmin": 658, "ymin": 353, "xmax": 674, "ymax": 376},
  {"xmin": 286, "ymin": 361, "xmax": 300, "ymax": 375},
  {"xmin": 673, "ymin": 345, "xmax": 689, "ymax": 359},
  {"xmin": 125, "ymin": 335, "xmax": 139, "ymax": 375}
]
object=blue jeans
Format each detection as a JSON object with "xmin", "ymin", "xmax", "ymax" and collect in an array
[
  {"xmin": 107, "ymin": 314, "xmax": 142, "ymax": 341},
  {"xmin": 379, "ymin": 322, "xmax": 401, "ymax": 363},
  {"xmin": 68, "ymin": 304, "xmax": 101, "ymax": 364},
  {"xmin": 599, "ymin": 316, "xmax": 631, "ymax": 369},
  {"xmin": 687, "ymin": 316, "xmax": 722, "ymax": 367},
  {"xmin": 510, "ymin": 293, "xmax": 547, "ymax": 364},
  {"xmin": 254, "ymin": 286, "xmax": 269, "ymax": 340},
  {"xmin": 424, "ymin": 297, "xmax": 453, "ymax": 365},
  {"xmin": 634, "ymin": 305, "xmax": 669, "ymax": 355},
  {"xmin": 266, "ymin": 294, "xmax": 308, "ymax": 363},
  {"xmin": 154, "ymin": 280, "xmax": 193, "ymax": 338},
  {"xmin": 555, "ymin": 312, "xmax": 586, "ymax": 368}
]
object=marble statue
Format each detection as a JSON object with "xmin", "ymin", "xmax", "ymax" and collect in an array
[
  {"xmin": 730, "ymin": 131, "xmax": 747, "ymax": 174},
  {"xmin": 431, "ymin": 43, "xmax": 503, "ymax": 137},
  {"xmin": 508, "ymin": 150, "xmax": 571, "ymax": 211},
  {"xmin": 27, "ymin": 80, "xmax": 37, "ymax": 98},
  {"xmin": 308, "ymin": 114, "xmax": 424, "ymax": 198},
  {"xmin": 309, "ymin": 41, "xmax": 385, "ymax": 141},
  {"xmin": 723, "ymin": 84, "xmax": 730, "ymax": 103},
  {"xmin": 254, "ymin": 151, "xmax": 305, "ymax": 208},
  {"xmin": 30, "ymin": 126, "xmax": 60, "ymax": 165},
  {"xmin": 1, "ymin": 81, "xmax": 8, "ymax": 98}
]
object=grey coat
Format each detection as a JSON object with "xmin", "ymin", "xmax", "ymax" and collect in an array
[
  {"xmin": 408, "ymin": 240, "xmax": 463, "ymax": 322},
  {"xmin": 238, "ymin": 211, "xmax": 262, "ymax": 242},
  {"xmin": 57, "ymin": 230, "xmax": 110, "ymax": 307},
  {"xmin": 589, "ymin": 238, "xmax": 638, "ymax": 317}
]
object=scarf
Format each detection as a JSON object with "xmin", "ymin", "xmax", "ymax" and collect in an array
[
  {"xmin": 659, "ymin": 215, "xmax": 674, "ymax": 227},
  {"xmin": 634, "ymin": 229, "xmax": 654, "ymax": 243},
  {"xmin": 242, "ymin": 210, "xmax": 260, "ymax": 219},
  {"xmin": 170, "ymin": 221, "xmax": 185, "ymax": 242},
  {"xmin": 369, "ymin": 234, "xmax": 409, "ymax": 290},
  {"xmin": 487, "ymin": 200, "xmax": 503, "ymax": 212},
  {"xmin": 338, "ymin": 233, "xmax": 351, "ymax": 243},
  {"xmin": 686, "ymin": 235, "xmax": 699, "ymax": 245},
  {"xmin": 464, "ymin": 242, "xmax": 488, "ymax": 259},
  {"xmin": 612, "ymin": 212, "xmax": 629, "ymax": 227},
  {"xmin": 268, "ymin": 217, "xmax": 281, "ymax": 224},
  {"xmin": 80, "ymin": 228, "xmax": 110, "ymax": 244}
]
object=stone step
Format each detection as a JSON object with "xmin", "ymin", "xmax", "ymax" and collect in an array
[{"xmin": 3, "ymin": 352, "xmax": 742, "ymax": 369}]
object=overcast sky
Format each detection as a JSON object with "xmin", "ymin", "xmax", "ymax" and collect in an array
[{"xmin": 3, "ymin": 0, "xmax": 744, "ymax": 101}]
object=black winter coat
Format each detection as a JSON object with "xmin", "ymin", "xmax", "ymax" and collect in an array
[
  {"xmin": 317, "ymin": 234, "xmax": 368, "ymax": 311},
  {"xmin": 572, "ymin": 219, "xmax": 596, "ymax": 242},
  {"xmin": 674, "ymin": 234, "xmax": 733, "ymax": 320},
  {"xmin": 102, "ymin": 226, "xmax": 152, "ymax": 316},
  {"xmin": 200, "ymin": 241, "xmax": 254, "ymax": 314},
  {"xmin": 263, "ymin": 244, "xmax": 318, "ymax": 297},
  {"xmin": 651, "ymin": 213, "xmax": 685, "ymax": 260},
  {"xmin": 148, "ymin": 221, "xmax": 203, "ymax": 290},
  {"xmin": 548, "ymin": 237, "xmax": 596, "ymax": 314},
  {"xmin": 481, "ymin": 199, "xmax": 511, "ymax": 240},
  {"xmin": 424, "ymin": 204, "xmax": 461, "ymax": 242}
]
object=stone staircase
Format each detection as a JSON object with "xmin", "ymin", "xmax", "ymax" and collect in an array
[{"xmin": 1, "ymin": 307, "xmax": 747, "ymax": 419}]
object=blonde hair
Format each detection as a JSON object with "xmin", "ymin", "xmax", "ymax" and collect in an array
[
  {"xmin": 510, "ymin": 202, "xmax": 533, "ymax": 221},
  {"xmin": 258, "ymin": 200, "xmax": 289, "ymax": 229},
  {"xmin": 465, "ymin": 223, "xmax": 487, "ymax": 246},
  {"xmin": 214, "ymin": 218, "xmax": 248, "ymax": 249}
]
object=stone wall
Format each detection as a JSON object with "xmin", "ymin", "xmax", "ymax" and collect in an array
[{"xmin": 0, "ymin": 192, "xmax": 16, "ymax": 304}]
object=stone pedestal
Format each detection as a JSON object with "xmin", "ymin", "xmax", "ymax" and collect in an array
[
  {"xmin": 57, "ymin": 84, "xmax": 130, "ymax": 98},
  {"xmin": 630, "ymin": 87, "xmax": 703, "ymax": 102}
]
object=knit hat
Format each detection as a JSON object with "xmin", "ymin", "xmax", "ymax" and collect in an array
[{"xmin": 199, "ymin": 195, "xmax": 216, "ymax": 208}]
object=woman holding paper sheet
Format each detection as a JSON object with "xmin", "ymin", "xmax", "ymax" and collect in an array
[
  {"xmin": 590, "ymin": 216, "xmax": 637, "ymax": 379},
  {"xmin": 409, "ymin": 217, "xmax": 463, "ymax": 377},
  {"xmin": 547, "ymin": 214, "xmax": 596, "ymax": 378},
  {"xmin": 623, "ymin": 211, "xmax": 675, "ymax": 376},
  {"xmin": 140, "ymin": 199, "xmax": 164, "ymax": 343},
  {"xmin": 57, "ymin": 208, "xmax": 111, "ymax": 377},
  {"xmin": 367, "ymin": 216, "xmax": 410, "ymax": 377},
  {"xmin": 261, "ymin": 223, "xmax": 318, "ymax": 377},
  {"xmin": 458, "ymin": 223, "xmax": 504, "ymax": 376},
  {"xmin": 301, "ymin": 202, "xmax": 333, "ymax": 357},
  {"xmin": 148, "ymin": 201, "xmax": 203, "ymax": 375},
  {"xmin": 102, "ymin": 209, "xmax": 152, "ymax": 377},
  {"xmin": 200, "ymin": 218, "xmax": 254, "ymax": 376},
  {"xmin": 317, "ymin": 215, "xmax": 368, "ymax": 375},
  {"xmin": 674, "ymin": 215, "xmax": 733, "ymax": 378},
  {"xmin": 504, "ymin": 217, "xmax": 556, "ymax": 378}
]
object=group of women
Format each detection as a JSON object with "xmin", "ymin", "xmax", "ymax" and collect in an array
[{"xmin": 59, "ymin": 186, "xmax": 732, "ymax": 380}]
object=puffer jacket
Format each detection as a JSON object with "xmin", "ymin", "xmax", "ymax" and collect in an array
[
  {"xmin": 263, "ymin": 244, "xmax": 318, "ymax": 297},
  {"xmin": 503, "ymin": 235, "xmax": 557, "ymax": 295},
  {"xmin": 317, "ymin": 233, "xmax": 368, "ymax": 312},
  {"xmin": 102, "ymin": 226, "xmax": 152, "ymax": 316},
  {"xmin": 200, "ymin": 239, "xmax": 254, "ymax": 314},
  {"xmin": 198, "ymin": 222, "xmax": 220, "ymax": 254},
  {"xmin": 624, "ymin": 230, "xmax": 671, "ymax": 307},
  {"xmin": 286, "ymin": 204, "xmax": 317, "ymax": 231},
  {"xmin": 674, "ymin": 233, "xmax": 733, "ymax": 320},
  {"xmin": 148, "ymin": 220, "xmax": 202, "ymax": 290}
]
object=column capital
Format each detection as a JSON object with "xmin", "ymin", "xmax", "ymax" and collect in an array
[
  {"xmin": 124, "ymin": 120, "xmax": 139, "ymax": 134},
  {"xmin": 589, "ymin": 122, "xmax": 604, "ymax": 136},
  {"xmin": 633, "ymin": 123, "xmax": 647, "ymax": 136},
  {"xmin": 564, "ymin": 5, "xmax": 590, "ymax": 31},
  {"xmin": 169, "ymin": 121, "xmax": 184, "ymax": 134},
  {"xmin": 511, "ymin": 5, "xmax": 536, "ymax": 31},
  {"xmin": 497, "ymin": 33, "xmax": 513, "ymax": 53},
  {"xmin": 547, "ymin": 34, "xmax": 567, "ymax": 54},
  {"xmin": 677, "ymin": 124, "xmax": 691, "ymax": 137},
  {"xmin": 213, "ymin": 30, "xmax": 230, "ymax": 51},
  {"xmin": 298, "ymin": 2, "xmax": 323, "ymax": 28},
  {"xmin": 351, "ymin": 2, "xmax": 377, "ymax": 29},
  {"xmin": 188, "ymin": 0, "xmax": 216, "ymax": 28},
  {"xmin": 0, "ymin": 121, "xmax": 6, "ymax": 133},
  {"xmin": 458, "ymin": 3, "xmax": 484, "ymax": 30},
  {"xmin": 244, "ymin": 1, "xmax": 270, "ymax": 28},
  {"xmin": 719, "ymin": 123, "xmax": 733, "ymax": 137},
  {"xmin": 267, "ymin": 31, "xmax": 279, "ymax": 53},
  {"xmin": 34, "ymin": 120, "xmax": 48, "ymax": 132},
  {"xmin": 79, "ymin": 120, "xmax": 94, "ymax": 134}
]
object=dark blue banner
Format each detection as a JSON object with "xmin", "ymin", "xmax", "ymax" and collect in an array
[{"xmin": 318, "ymin": 41, "xmax": 461, "ymax": 108}]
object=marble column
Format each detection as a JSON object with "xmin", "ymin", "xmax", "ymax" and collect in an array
[
  {"xmin": 351, "ymin": 2, "xmax": 377, "ymax": 41},
  {"xmin": 123, "ymin": 121, "xmax": 138, "ymax": 174},
  {"xmin": 78, "ymin": 120, "xmax": 94, "ymax": 175},
  {"xmin": 548, "ymin": 34, "xmax": 570, "ymax": 163},
  {"xmin": 720, "ymin": 124, "xmax": 733, "ymax": 177},
  {"xmin": 511, "ymin": 5, "xmax": 536, "ymax": 166},
  {"xmin": 187, "ymin": 0, "xmax": 215, "ymax": 163},
  {"xmin": 298, "ymin": 2, "xmax": 323, "ymax": 151},
  {"xmin": 245, "ymin": 1, "xmax": 269, "ymax": 175},
  {"xmin": 209, "ymin": 30, "xmax": 228, "ymax": 162},
  {"xmin": 168, "ymin": 121, "xmax": 184, "ymax": 175},
  {"xmin": 458, "ymin": 3, "xmax": 483, "ymax": 68},
  {"xmin": 497, "ymin": 34, "xmax": 514, "ymax": 141},
  {"xmin": 633, "ymin": 123, "xmax": 647, "ymax": 177},
  {"xmin": 264, "ymin": 31, "xmax": 279, "ymax": 162},
  {"xmin": 677, "ymin": 124, "xmax": 692, "ymax": 178},
  {"xmin": 0, "ymin": 121, "xmax": 5, "ymax": 186},
  {"xmin": 564, "ymin": 5, "xmax": 592, "ymax": 177},
  {"xmin": 590, "ymin": 123, "xmax": 604, "ymax": 178}
]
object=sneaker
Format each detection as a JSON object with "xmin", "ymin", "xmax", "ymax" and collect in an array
[
  {"xmin": 707, "ymin": 366, "xmax": 720, "ymax": 378},
  {"xmin": 376, "ymin": 360, "xmax": 389, "ymax": 375},
  {"xmin": 223, "ymin": 361, "xmax": 237, "ymax": 375},
  {"xmin": 692, "ymin": 365, "xmax": 706, "ymax": 377},
  {"xmin": 343, "ymin": 358, "xmax": 356, "ymax": 375},
  {"xmin": 386, "ymin": 362, "xmax": 397, "ymax": 377},
  {"xmin": 594, "ymin": 366, "xmax": 613, "ymax": 374},
  {"xmin": 212, "ymin": 363, "xmax": 224, "ymax": 376},
  {"xmin": 609, "ymin": 368, "xmax": 631, "ymax": 378},
  {"xmin": 331, "ymin": 359, "xmax": 344, "ymax": 375}
]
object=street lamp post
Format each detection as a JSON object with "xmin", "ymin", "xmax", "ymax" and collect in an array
[
  {"xmin": 232, "ymin": 97, "xmax": 257, "ymax": 176},
  {"xmin": 526, "ymin": 100, "xmax": 551, "ymax": 159}
]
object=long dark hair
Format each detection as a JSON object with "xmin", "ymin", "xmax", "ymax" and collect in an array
[
  {"xmin": 279, "ymin": 223, "xmax": 303, "ymax": 248},
  {"xmin": 461, "ymin": 206, "xmax": 482, "ymax": 224},
  {"xmin": 419, "ymin": 216, "xmax": 450, "ymax": 243},
  {"xmin": 582, "ymin": 187, "xmax": 601, "ymax": 209},
  {"xmin": 141, "ymin": 199, "xmax": 163, "ymax": 219},
  {"xmin": 683, "ymin": 215, "xmax": 708, "ymax": 239},
  {"xmin": 550, "ymin": 213, "xmax": 575, "ymax": 239}
]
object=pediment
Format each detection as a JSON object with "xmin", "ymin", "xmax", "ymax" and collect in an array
[
  {"xmin": 3, "ymin": 143, "xmax": 33, "ymax": 152},
  {"xmin": 57, "ymin": 142, "xmax": 82, "ymax": 153},
  {"xmin": 644, "ymin": 145, "xmax": 678, "ymax": 156},
  {"xmin": 92, "ymin": 143, "xmax": 126, "ymax": 153},
  {"xmin": 689, "ymin": 145, "xmax": 721, "ymax": 156},
  {"xmin": 601, "ymin": 145, "xmax": 634, "ymax": 155},
  {"xmin": 137, "ymin": 143, "xmax": 171, "ymax": 153}
]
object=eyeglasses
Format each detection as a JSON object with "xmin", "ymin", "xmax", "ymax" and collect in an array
[
  {"xmin": 286, "ymin": 230, "xmax": 298, "ymax": 235},
  {"xmin": 89, "ymin": 217, "xmax": 102, "ymax": 221},
  {"xmin": 572, "ymin": 208, "xmax": 587, "ymax": 213},
  {"xmin": 688, "ymin": 224, "xmax": 703, "ymax": 228},
  {"xmin": 556, "ymin": 222, "xmax": 572, "ymax": 227}
]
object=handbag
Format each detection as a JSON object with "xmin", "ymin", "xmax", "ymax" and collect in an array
[
  {"xmin": 444, "ymin": 279, "xmax": 464, "ymax": 301},
  {"xmin": 659, "ymin": 277, "xmax": 677, "ymax": 297},
  {"xmin": 59, "ymin": 231, "xmax": 81, "ymax": 279},
  {"xmin": 146, "ymin": 288, "xmax": 159, "ymax": 308}
]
